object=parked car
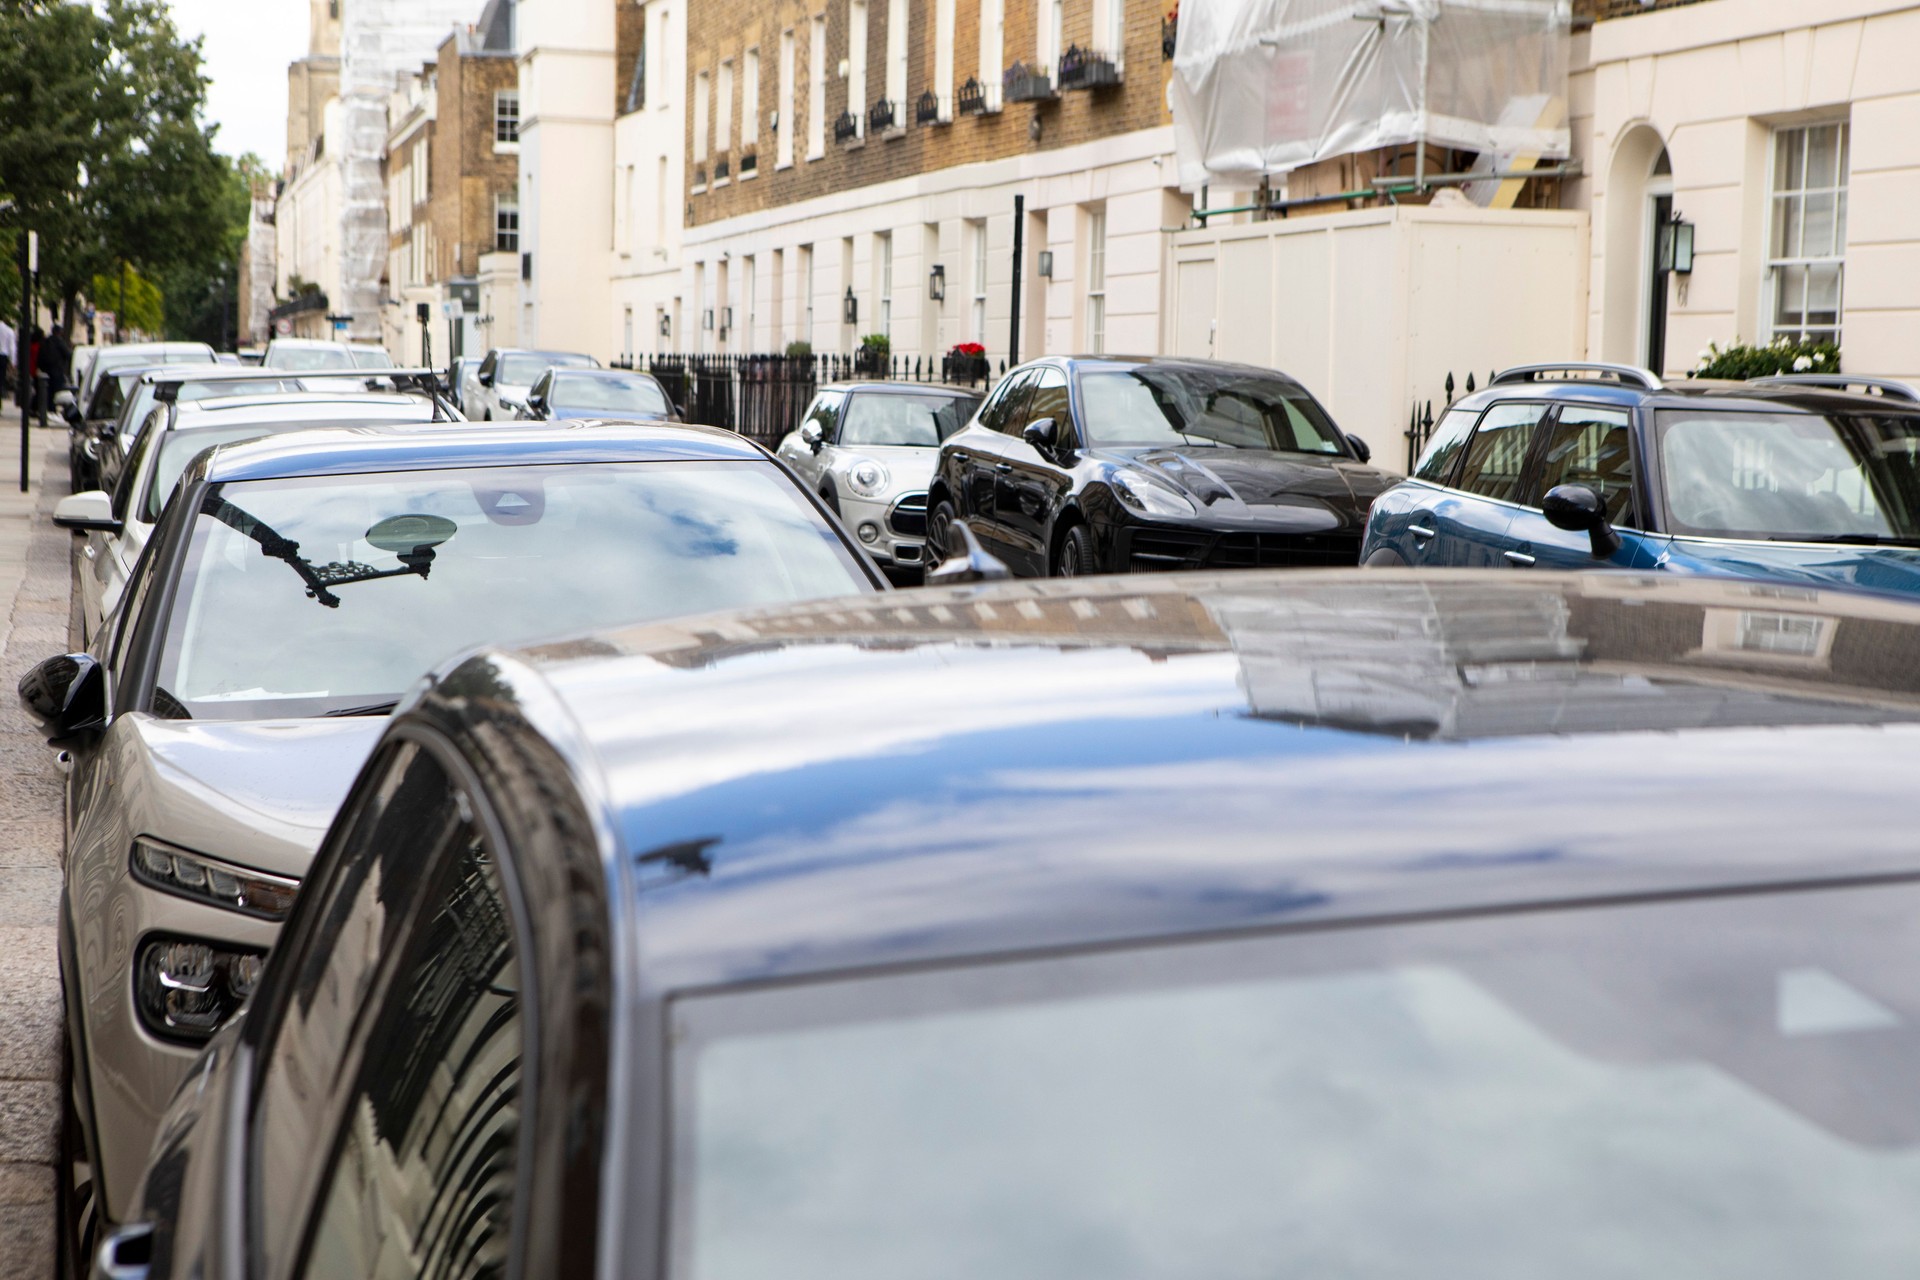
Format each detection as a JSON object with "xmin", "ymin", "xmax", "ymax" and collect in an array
[
  {"xmin": 469, "ymin": 346, "xmax": 599, "ymax": 420},
  {"xmin": 346, "ymin": 343, "xmax": 393, "ymax": 368},
  {"xmin": 928, "ymin": 356, "xmax": 1395, "ymax": 577},
  {"xmin": 74, "ymin": 341, "xmax": 215, "ymax": 413},
  {"xmin": 447, "ymin": 355, "xmax": 473, "ymax": 413},
  {"xmin": 101, "ymin": 568, "xmax": 1920, "ymax": 1279},
  {"xmin": 518, "ymin": 366, "xmax": 680, "ymax": 422},
  {"xmin": 259, "ymin": 338, "xmax": 357, "ymax": 371},
  {"xmin": 59, "ymin": 388, "xmax": 451, "ymax": 648},
  {"xmin": 1362, "ymin": 364, "xmax": 1920, "ymax": 592},
  {"xmin": 92, "ymin": 366, "xmax": 307, "ymax": 495},
  {"xmin": 778, "ymin": 381, "xmax": 983, "ymax": 574},
  {"xmin": 66, "ymin": 345, "xmax": 218, "ymax": 489},
  {"xmin": 26, "ymin": 420, "xmax": 885, "ymax": 1250}
]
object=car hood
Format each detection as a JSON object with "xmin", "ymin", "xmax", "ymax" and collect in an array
[
  {"xmin": 1101, "ymin": 447, "xmax": 1394, "ymax": 524},
  {"xmin": 125, "ymin": 716, "xmax": 387, "ymax": 880},
  {"xmin": 1662, "ymin": 538, "xmax": 1920, "ymax": 599}
]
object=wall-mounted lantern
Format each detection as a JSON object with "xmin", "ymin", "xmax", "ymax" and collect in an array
[
  {"xmin": 842, "ymin": 286, "xmax": 858, "ymax": 326},
  {"xmin": 1037, "ymin": 250, "xmax": 1054, "ymax": 278},
  {"xmin": 659, "ymin": 313, "xmax": 672, "ymax": 337},
  {"xmin": 929, "ymin": 263, "xmax": 946, "ymax": 302},
  {"xmin": 1659, "ymin": 214, "xmax": 1696, "ymax": 275},
  {"xmin": 702, "ymin": 308, "xmax": 715, "ymax": 331}
]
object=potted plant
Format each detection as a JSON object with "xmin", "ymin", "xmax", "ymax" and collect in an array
[
  {"xmin": 1691, "ymin": 337, "xmax": 1841, "ymax": 379},
  {"xmin": 856, "ymin": 333, "xmax": 891, "ymax": 377},
  {"xmin": 945, "ymin": 342, "xmax": 989, "ymax": 385}
]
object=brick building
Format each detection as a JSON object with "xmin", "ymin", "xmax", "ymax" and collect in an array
[
  {"xmin": 382, "ymin": 0, "xmax": 523, "ymax": 363},
  {"xmin": 676, "ymin": 0, "xmax": 1187, "ymax": 366}
]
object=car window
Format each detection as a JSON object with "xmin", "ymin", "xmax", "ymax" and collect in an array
[
  {"xmin": 1529, "ymin": 406, "xmax": 1636, "ymax": 527},
  {"xmin": 1453, "ymin": 402, "xmax": 1547, "ymax": 502},
  {"xmin": 269, "ymin": 346, "xmax": 356, "ymax": 371},
  {"xmin": 294, "ymin": 785, "xmax": 523, "ymax": 1280},
  {"xmin": 113, "ymin": 411, "xmax": 165, "ymax": 523},
  {"xmin": 979, "ymin": 371, "xmax": 1036, "ymax": 436},
  {"xmin": 804, "ymin": 392, "xmax": 845, "ymax": 442},
  {"xmin": 478, "ymin": 351, "xmax": 496, "ymax": 377},
  {"xmin": 1075, "ymin": 367, "xmax": 1346, "ymax": 453},
  {"xmin": 252, "ymin": 741, "xmax": 466, "ymax": 1277},
  {"xmin": 839, "ymin": 392, "xmax": 979, "ymax": 447},
  {"xmin": 1415, "ymin": 407, "xmax": 1480, "ymax": 485},
  {"xmin": 550, "ymin": 373, "xmax": 674, "ymax": 416},
  {"xmin": 90, "ymin": 373, "xmax": 132, "ymax": 422},
  {"xmin": 1020, "ymin": 369, "xmax": 1072, "ymax": 442},
  {"xmin": 529, "ymin": 372, "xmax": 551, "ymax": 404}
]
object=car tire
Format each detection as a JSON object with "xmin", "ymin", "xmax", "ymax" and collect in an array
[
  {"xmin": 1363, "ymin": 547, "xmax": 1408, "ymax": 568},
  {"xmin": 1054, "ymin": 523, "xmax": 1097, "ymax": 577},
  {"xmin": 925, "ymin": 499, "xmax": 959, "ymax": 569},
  {"xmin": 55, "ymin": 1039, "xmax": 98, "ymax": 1280}
]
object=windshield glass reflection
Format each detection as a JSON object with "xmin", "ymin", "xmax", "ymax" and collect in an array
[{"xmin": 1078, "ymin": 367, "xmax": 1346, "ymax": 453}]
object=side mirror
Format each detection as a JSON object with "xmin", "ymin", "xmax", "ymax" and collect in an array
[
  {"xmin": 18, "ymin": 652, "xmax": 108, "ymax": 744},
  {"xmin": 62, "ymin": 403, "xmax": 83, "ymax": 426},
  {"xmin": 53, "ymin": 490, "xmax": 121, "ymax": 534},
  {"xmin": 1346, "ymin": 433, "xmax": 1372, "ymax": 464},
  {"xmin": 1023, "ymin": 416, "xmax": 1070, "ymax": 462},
  {"xmin": 1542, "ymin": 483, "xmax": 1623, "ymax": 559},
  {"xmin": 927, "ymin": 519, "xmax": 1014, "ymax": 586},
  {"xmin": 800, "ymin": 421, "xmax": 825, "ymax": 452},
  {"xmin": 477, "ymin": 369, "xmax": 495, "ymax": 387}
]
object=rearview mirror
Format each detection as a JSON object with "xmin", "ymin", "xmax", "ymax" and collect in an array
[
  {"xmin": 52, "ymin": 490, "xmax": 121, "ymax": 534},
  {"xmin": 927, "ymin": 519, "xmax": 1014, "ymax": 586},
  {"xmin": 18, "ymin": 652, "xmax": 108, "ymax": 744},
  {"xmin": 1542, "ymin": 484, "xmax": 1623, "ymax": 559},
  {"xmin": 1346, "ymin": 433, "xmax": 1372, "ymax": 464},
  {"xmin": 1022, "ymin": 416, "xmax": 1058, "ymax": 456},
  {"xmin": 478, "ymin": 369, "xmax": 495, "ymax": 387}
]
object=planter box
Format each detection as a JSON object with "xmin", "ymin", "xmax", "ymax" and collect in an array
[
  {"xmin": 1058, "ymin": 47, "xmax": 1121, "ymax": 91},
  {"xmin": 1004, "ymin": 63, "xmax": 1055, "ymax": 103}
]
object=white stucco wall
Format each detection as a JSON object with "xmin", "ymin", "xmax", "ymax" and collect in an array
[{"xmin": 610, "ymin": 0, "xmax": 686, "ymax": 363}]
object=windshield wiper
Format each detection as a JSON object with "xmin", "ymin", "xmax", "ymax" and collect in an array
[
  {"xmin": 321, "ymin": 700, "xmax": 400, "ymax": 717},
  {"xmin": 1770, "ymin": 533, "xmax": 1920, "ymax": 547}
]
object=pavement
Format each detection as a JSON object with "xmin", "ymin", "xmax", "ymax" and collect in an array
[{"xmin": 0, "ymin": 423, "xmax": 72, "ymax": 1278}]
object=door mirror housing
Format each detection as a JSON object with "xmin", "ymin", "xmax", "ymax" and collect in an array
[
  {"xmin": 477, "ymin": 369, "xmax": 495, "ymax": 387},
  {"xmin": 53, "ymin": 490, "xmax": 121, "ymax": 534},
  {"xmin": 927, "ymin": 519, "xmax": 1014, "ymax": 586},
  {"xmin": 62, "ymin": 402, "xmax": 83, "ymax": 426},
  {"xmin": 1022, "ymin": 416, "xmax": 1065, "ymax": 460},
  {"xmin": 1346, "ymin": 433, "xmax": 1372, "ymax": 464},
  {"xmin": 800, "ymin": 420, "xmax": 826, "ymax": 452},
  {"xmin": 1542, "ymin": 483, "xmax": 1623, "ymax": 558},
  {"xmin": 18, "ymin": 652, "xmax": 108, "ymax": 744}
]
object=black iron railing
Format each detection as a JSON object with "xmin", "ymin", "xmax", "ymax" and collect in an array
[
  {"xmin": 916, "ymin": 89, "xmax": 942, "ymax": 124},
  {"xmin": 1405, "ymin": 369, "xmax": 1498, "ymax": 471},
  {"xmin": 1162, "ymin": 14, "xmax": 1178, "ymax": 59},
  {"xmin": 1058, "ymin": 46, "xmax": 1121, "ymax": 90},
  {"xmin": 833, "ymin": 109, "xmax": 860, "ymax": 142},
  {"xmin": 868, "ymin": 98, "xmax": 898, "ymax": 133},
  {"xmin": 957, "ymin": 76, "xmax": 990, "ymax": 115},
  {"xmin": 1004, "ymin": 61, "xmax": 1055, "ymax": 102}
]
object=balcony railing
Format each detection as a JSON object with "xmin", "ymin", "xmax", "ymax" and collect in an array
[
  {"xmin": 1004, "ymin": 61, "xmax": 1055, "ymax": 103},
  {"xmin": 868, "ymin": 97, "xmax": 898, "ymax": 134},
  {"xmin": 915, "ymin": 89, "xmax": 943, "ymax": 125},
  {"xmin": 957, "ymin": 76, "xmax": 996, "ymax": 116},
  {"xmin": 1162, "ymin": 13, "xmax": 1177, "ymax": 60},
  {"xmin": 833, "ymin": 109, "xmax": 860, "ymax": 143},
  {"xmin": 1057, "ymin": 45, "xmax": 1121, "ymax": 91}
]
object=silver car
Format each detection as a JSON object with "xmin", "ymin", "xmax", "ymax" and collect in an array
[
  {"xmin": 776, "ymin": 382, "xmax": 982, "ymax": 573},
  {"xmin": 469, "ymin": 346, "xmax": 598, "ymax": 420},
  {"xmin": 23, "ymin": 419, "xmax": 886, "ymax": 1250}
]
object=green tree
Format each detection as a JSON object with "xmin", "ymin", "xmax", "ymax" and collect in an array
[{"xmin": 91, "ymin": 265, "xmax": 164, "ymax": 338}]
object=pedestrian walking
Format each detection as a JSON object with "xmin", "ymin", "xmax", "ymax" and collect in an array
[
  {"xmin": 25, "ymin": 326, "xmax": 43, "ymax": 409},
  {"xmin": 44, "ymin": 324, "xmax": 72, "ymax": 394},
  {"xmin": 0, "ymin": 314, "xmax": 14, "ymax": 403}
]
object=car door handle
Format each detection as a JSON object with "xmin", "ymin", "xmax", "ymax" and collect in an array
[
  {"xmin": 950, "ymin": 450, "xmax": 969, "ymax": 463},
  {"xmin": 1408, "ymin": 524, "xmax": 1436, "ymax": 539},
  {"xmin": 995, "ymin": 462, "xmax": 1014, "ymax": 473},
  {"xmin": 1503, "ymin": 550, "xmax": 1537, "ymax": 566}
]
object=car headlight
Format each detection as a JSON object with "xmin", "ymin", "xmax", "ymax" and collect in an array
[
  {"xmin": 847, "ymin": 458, "xmax": 890, "ymax": 499},
  {"xmin": 136, "ymin": 934, "xmax": 267, "ymax": 1042},
  {"xmin": 130, "ymin": 837, "xmax": 300, "ymax": 921},
  {"xmin": 1111, "ymin": 470, "xmax": 1196, "ymax": 518}
]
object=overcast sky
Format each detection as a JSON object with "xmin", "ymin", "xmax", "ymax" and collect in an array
[{"xmin": 166, "ymin": 0, "xmax": 309, "ymax": 166}]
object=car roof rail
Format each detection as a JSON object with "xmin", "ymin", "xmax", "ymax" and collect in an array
[
  {"xmin": 144, "ymin": 366, "xmax": 458, "ymax": 420},
  {"xmin": 1746, "ymin": 374, "xmax": 1920, "ymax": 404},
  {"xmin": 1490, "ymin": 362, "xmax": 1664, "ymax": 391}
]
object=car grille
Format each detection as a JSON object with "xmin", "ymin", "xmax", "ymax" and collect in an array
[
  {"xmin": 1127, "ymin": 528, "xmax": 1361, "ymax": 572},
  {"xmin": 888, "ymin": 492, "xmax": 929, "ymax": 538}
]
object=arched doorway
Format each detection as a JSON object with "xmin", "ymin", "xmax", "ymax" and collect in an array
[{"xmin": 1600, "ymin": 124, "xmax": 1671, "ymax": 370}]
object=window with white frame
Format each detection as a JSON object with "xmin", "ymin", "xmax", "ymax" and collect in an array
[
  {"xmin": 1768, "ymin": 121, "xmax": 1849, "ymax": 346},
  {"xmin": 969, "ymin": 217, "xmax": 988, "ymax": 344},
  {"xmin": 778, "ymin": 30, "xmax": 795, "ymax": 166},
  {"xmin": 885, "ymin": 0, "xmax": 907, "ymax": 122},
  {"xmin": 1093, "ymin": 0, "xmax": 1124, "ymax": 58},
  {"xmin": 652, "ymin": 8, "xmax": 671, "ymax": 110},
  {"xmin": 935, "ymin": 0, "xmax": 955, "ymax": 117},
  {"xmin": 412, "ymin": 140, "xmax": 429, "ymax": 206},
  {"xmin": 495, "ymin": 194, "xmax": 519, "ymax": 252},
  {"xmin": 494, "ymin": 90, "xmax": 519, "ymax": 146},
  {"xmin": 656, "ymin": 155, "xmax": 668, "ymax": 241},
  {"xmin": 800, "ymin": 242, "xmax": 816, "ymax": 341},
  {"xmin": 849, "ymin": 0, "xmax": 869, "ymax": 135},
  {"xmin": 979, "ymin": 0, "xmax": 1003, "ymax": 107},
  {"xmin": 718, "ymin": 59, "xmax": 734, "ymax": 161},
  {"xmin": 693, "ymin": 69, "xmax": 710, "ymax": 165},
  {"xmin": 744, "ymin": 255, "xmax": 757, "ymax": 345},
  {"xmin": 877, "ymin": 231, "xmax": 893, "ymax": 337},
  {"xmin": 1084, "ymin": 206, "xmax": 1107, "ymax": 354},
  {"xmin": 1038, "ymin": 0, "xmax": 1063, "ymax": 76},
  {"xmin": 808, "ymin": 16, "xmax": 827, "ymax": 158},
  {"xmin": 743, "ymin": 49, "xmax": 760, "ymax": 149}
]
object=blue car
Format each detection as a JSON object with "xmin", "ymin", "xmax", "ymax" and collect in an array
[{"xmin": 1362, "ymin": 364, "xmax": 1920, "ymax": 596}]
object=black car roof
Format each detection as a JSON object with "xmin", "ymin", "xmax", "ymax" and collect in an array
[{"xmin": 423, "ymin": 570, "xmax": 1920, "ymax": 996}]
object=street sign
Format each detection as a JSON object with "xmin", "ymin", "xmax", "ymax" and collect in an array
[{"xmin": 275, "ymin": 318, "xmax": 292, "ymax": 336}]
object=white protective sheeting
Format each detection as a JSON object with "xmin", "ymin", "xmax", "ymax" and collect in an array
[{"xmin": 1171, "ymin": 0, "xmax": 1572, "ymax": 192}]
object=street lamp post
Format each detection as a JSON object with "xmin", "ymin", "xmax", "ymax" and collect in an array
[{"xmin": 19, "ymin": 230, "xmax": 36, "ymax": 493}]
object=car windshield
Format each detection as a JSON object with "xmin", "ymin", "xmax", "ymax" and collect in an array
[
  {"xmin": 669, "ymin": 882, "xmax": 1920, "ymax": 1280},
  {"xmin": 1658, "ymin": 410, "xmax": 1920, "ymax": 541},
  {"xmin": 270, "ymin": 345, "xmax": 355, "ymax": 371},
  {"xmin": 152, "ymin": 460, "xmax": 868, "ymax": 720},
  {"xmin": 550, "ymin": 374, "xmax": 672, "ymax": 415},
  {"xmin": 501, "ymin": 352, "xmax": 593, "ymax": 385},
  {"xmin": 840, "ymin": 392, "xmax": 981, "ymax": 447},
  {"xmin": 349, "ymin": 348, "xmax": 393, "ymax": 369},
  {"xmin": 1077, "ymin": 366, "xmax": 1347, "ymax": 453}
]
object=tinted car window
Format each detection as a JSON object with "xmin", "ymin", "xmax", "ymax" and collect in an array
[
  {"xmin": 253, "ymin": 741, "xmax": 462, "ymax": 1273},
  {"xmin": 1453, "ymin": 402, "xmax": 1546, "ymax": 502},
  {"xmin": 297, "ymin": 805, "xmax": 522, "ymax": 1280},
  {"xmin": 1414, "ymin": 407, "xmax": 1479, "ymax": 484},
  {"xmin": 1076, "ymin": 366, "xmax": 1345, "ymax": 453},
  {"xmin": 1531, "ymin": 406, "xmax": 1636, "ymax": 526},
  {"xmin": 979, "ymin": 371, "xmax": 1035, "ymax": 436},
  {"xmin": 1021, "ymin": 369, "xmax": 1072, "ymax": 440},
  {"xmin": 114, "ymin": 411, "xmax": 165, "ymax": 523}
]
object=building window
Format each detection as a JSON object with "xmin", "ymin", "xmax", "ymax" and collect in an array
[
  {"xmin": 742, "ymin": 49, "xmax": 760, "ymax": 149},
  {"xmin": 652, "ymin": 8, "xmax": 671, "ymax": 110},
  {"xmin": 885, "ymin": 0, "xmax": 907, "ymax": 124},
  {"xmin": 718, "ymin": 59, "xmax": 734, "ymax": 161},
  {"xmin": 800, "ymin": 242, "xmax": 815, "ymax": 343},
  {"xmin": 1084, "ymin": 206, "xmax": 1107, "ymax": 354},
  {"xmin": 624, "ymin": 306, "xmax": 634, "ymax": 359},
  {"xmin": 1768, "ymin": 121, "xmax": 1849, "ymax": 346},
  {"xmin": 877, "ymin": 231, "xmax": 893, "ymax": 338},
  {"xmin": 495, "ymin": 195, "xmax": 519, "ymax": 252},
  {"xmin": 624, "ymin": 34, "xmax": 647, "ymax": 112},
  {"xmin": 979, "ymin": 0, "xmax": 1003, "ymax": 106},
  {"xmin": 848, "ymin": 0, "xmax": 869, "ymax": 138},
  {"xmin": 778, "ymin": 30, "xmax": 795, "ymax": 166},
  {"xmin": 1093, "ymin": 0, "xmax": 1124, "ymax": 59},
  {"xmin": 969, "ymin": 217, "xmax": 988, "ymax": 344},
  {"xmin": 807, "ymin": 16, "xmax": 827, "ymax": 158},
  {"xmin": 1038, "ymin": 0, "xmax": 1063, "ymax": 76},
  {"xmin": 693, "ymin": 69, "xmax": 710, "ymax": 165},
  {"xmin": 494, "ymin": 90, "xmax": 519, "ymax": 146},
  {"xmin": 935, "ymin": 0, "xmax": 955, "ymax": 117}
]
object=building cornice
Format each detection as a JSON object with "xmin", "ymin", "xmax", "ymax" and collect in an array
[{"xmin": 1590, "ymin": 0, "xmax": 1917, "ymax": 63}]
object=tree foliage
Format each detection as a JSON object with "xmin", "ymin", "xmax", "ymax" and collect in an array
[
  {"xmin": 91, "ymin": 265, "xmax": 165, "ymax": 338},
  {"xmin": 0, "ymin": 0, "xmax": 253, "ymax": 342}
]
